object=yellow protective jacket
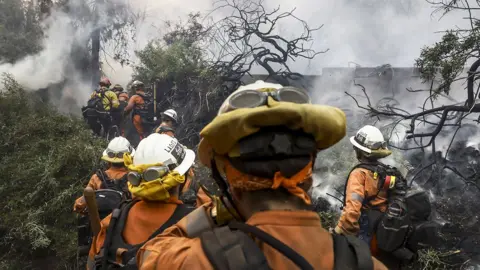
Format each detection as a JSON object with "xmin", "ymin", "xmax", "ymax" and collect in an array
[
  {"xmin": 335, "ymin": 167, "xmax": 388, "ymax": 235},
  {"xmin": 90, "ymin": 89, "xmax": 119, "ymax": 111}
]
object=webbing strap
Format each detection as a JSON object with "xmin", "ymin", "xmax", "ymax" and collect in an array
[
  {"xmin": 332, "ymin": 234, "xmax": 374, "ymax": 270},
  {"xmin": 120, "ymin": 204, "xmax": 195, "ymax": 264},
  {"xmin": 96, "ymin": 170, "xmax": 109, "ymax": 189},
  {"xmin": 342, "ymin": 163, "xmax": 384, "ymax": 207},
  {"xmin": 228, "ymin": 221, "xmax": 314, "ymax": 270},
  {"xmin": 101, "ymin": 208, "xmax": 122, "ymax": 269},
  {"xmin": 200, "ymin": 226, "xmax": 270, "ymax": 270}
]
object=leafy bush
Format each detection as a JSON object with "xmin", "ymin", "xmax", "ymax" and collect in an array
[{"xmin": 0, "ymin": 75, "xmax": 106, "ymax": 269}]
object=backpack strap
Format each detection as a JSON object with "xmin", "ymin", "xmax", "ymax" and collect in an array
[
  {"xmin": 186, "ymin": 207, "xmax": 215, "ymax": 238},
  {"xmin": 342, "ymin": 163, "xmax": 383, "ymax": 208},
  {"xmin": 96, "ymin": 170, "xmax": 110, "ymax": 189},
  {"xmin": 332, "ymin": 234, "xmax": 374, "ymax": 270},
  {"xmin": 150, "ymin": 204, "xmax": 195, "ymax": 240},
  {"xmin": 100, "ymin": 206, "xmax": 123, "ymax": 269},
  {"xmin": 99, "ymin": 200, "xmax": 139, "ymax": 269},
  {"xmin": 200, "ymin": 225, "xmax": 271, "ymax": 270},
  {"xmin": 228, "ymin": 221, "xmax": 314, "ymax": 270},
  {"xmin": 119, "ymin": 203, "xmax": 196, "ymax": 264},
  {"xmin": 157, "ymin": 125, "xmax": 175, "ymax": 134}
]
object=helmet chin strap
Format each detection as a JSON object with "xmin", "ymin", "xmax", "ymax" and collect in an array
[{"xmin": 210, "ymin": 159, "xmax": 244, "ymax": 222}]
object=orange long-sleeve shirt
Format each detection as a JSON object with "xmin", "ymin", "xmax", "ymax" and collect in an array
[{"xmin": 336, "ymin": 168, "xmax": 388, "ymax": 235}]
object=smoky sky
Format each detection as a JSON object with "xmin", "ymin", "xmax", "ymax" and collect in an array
[{"xmin": 103, "ymin": 0, "xmax": 469, "ymax": 84}]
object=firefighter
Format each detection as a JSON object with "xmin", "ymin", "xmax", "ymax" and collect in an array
[
  {"xmin": 124, "ymin": 81, "xmax": 154, "ymax": 140},
  {"xmin": 82, "ymin": 78, "xmax": 119, "ymax": 137},
  {"xmin": 155, "ymin": 109, "xmax": 177, "ymax": 137},
  {"xmin": 137, "ymin": 81, "xmax": 387, "ymax": 270}
]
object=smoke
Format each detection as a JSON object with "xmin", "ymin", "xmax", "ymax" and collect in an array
[
  {"xmin": 105, "ymin": 0, "xmax": 469, "ymax": 84},
  {"xmin": 0, "ymin": 0, "xmax": 468, "ymax": 110},
  {"xmin": 0, "ymin": 10, "xmax": 92, "ymax": 91}
]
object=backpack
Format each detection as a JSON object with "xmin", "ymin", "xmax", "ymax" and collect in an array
[
  {"xmin": 88, "ymin": 92, "xmax": 106, "ymax": 112},
  {"xmin": 77, "ymin": 172, "xmax": 130, "ymax": 262},
  {"xmin": 94, "ymin": 200, "xmax": 195, "ymax": 270},
  {"xmin": 344, "ymin": 163, "xmax": 437, "ymax": 262},
  {"xmin": 95, "ymin": 170, "xmax": 131, "ymax": 219},
  {"xmin": 133, "ymin": 93, "xmax": 155, "ymax": 122}
]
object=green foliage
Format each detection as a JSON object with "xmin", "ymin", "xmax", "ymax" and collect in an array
[
  {"xmin": 415, "ymin": 3, "xmax": 480, "ymax": 96},
  {"xmin": 133, "ymin": 15, "xmax": 228, "ymax": 147},
  {"xmin": 134, "ymin": 40, "xmax": 209, "ymax": 84},
  {"xmin": 0, "ymin": 75, "xmax": 106, "ymax": 269},
  {"xmin": 0, "ymin": 0, "xmax": 43, "ymax": 63},
  {"xmin": 318, "ymin": 211, "xmax": 340, "ymax": 229}
]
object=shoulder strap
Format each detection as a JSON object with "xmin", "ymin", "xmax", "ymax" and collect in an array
[
  {"xmin": 149, "ymin": 204, "xmax": 196, "ymax": 240},
  {"xmin": 186, "ymin": 207, "xmax": 215, "ymax": 238},
  {"xmin": 332, "ymin": 234, "xmax": 374, "ymax": 270},
  {"xmin": 157, "ymin": 125, "xmax": 175, "ymax": 134},
  {"xmin": 343, "ymin": 163, "xmax": 377, "ymax": 206},
  {"xmin": 101, "ymin": 200, "xmax": 139, "ymax": 269},
  {"xmin": 96, "ymin": 170, "xmax": 109, "ymax": 189},
  {"xmin": 228, "ymin": 221, "xmax": 314, "ymax": 270},
  {"xmin": 119, "ymin": 204, "xmax": 196, "ymax": 264},
  {"xmin": 200, "ymin": 225, "xmax": 271, "ymax": 270}
]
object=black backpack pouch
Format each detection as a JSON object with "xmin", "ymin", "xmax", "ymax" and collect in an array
[
  {"xmin": 366, "ymin": 209, "xmax": 384, "ymax": 232},
  {"xmin": 407, "ymin": 221, "xmax": 440, "ymax": 252},
  {"xmin": 95, "ymin": 190, "xmax": 124, "ymax": 219},
  {"xmin": 405, "ymin": 190, "xmax": 431, "ymax": 222},
  {"xmin": 376, "ymin": 214, "xmax": 414, "ymax": 262}
]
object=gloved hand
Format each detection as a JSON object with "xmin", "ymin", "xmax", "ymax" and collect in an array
[{"xmin": 329, "ymin": 226, "xmax": 344, "ymax": 235}]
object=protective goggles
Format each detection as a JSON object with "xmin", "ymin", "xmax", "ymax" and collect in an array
[
  {"xmin": 127, "ymin": 165, "xmax": 170, "ymax": 186},
  {"xmin": 354, "ymin": 135, "xmax": 387, "ymax": 150},
  {"xmin": 226, "ymin": 87, "xmax": 310, "ymax": 111},
  {"xmin": 106, "ymin": 151, "xmax": 127, "ymax": 159}
]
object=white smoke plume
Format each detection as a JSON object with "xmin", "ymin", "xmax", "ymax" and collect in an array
[
  {"xmin": 0, "ymin": 11, "xmax": 91, "ymax": 90},
  {"xmin": 0, "ymin": 0, "xmax": 468, "ymax": 106}
]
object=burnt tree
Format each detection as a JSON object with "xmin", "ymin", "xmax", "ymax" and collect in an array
[
  {"xmin": 208, "ymin": 0, "xmax": 326, "ymax": 87},
  {"xmin": 136, "ymin": 1, "xmax": 326, "ymax": 148}
]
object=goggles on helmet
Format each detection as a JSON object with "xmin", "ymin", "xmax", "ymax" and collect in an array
[
  {"xmin": 106, "ymin": 151, "xmax": 127, "ymax": 159},
  {"xmin": 354, "ymin": 135, "xmax": 387, "ymax": 150},
  {"xmin": 127, "ymin": 165, "xmax": 170, "ymax": 186},
  {"xmin": 226, "ymin": 87, "xmax": 310, "ymax": 112}
]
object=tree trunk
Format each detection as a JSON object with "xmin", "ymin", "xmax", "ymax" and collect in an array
[
  {"xmin": 91, "ymin": 28, "xmax": 100, "ymax": 89},
  {"xmin": 91, "ymin": 0, "xmax": 103, "ymax": 89}
]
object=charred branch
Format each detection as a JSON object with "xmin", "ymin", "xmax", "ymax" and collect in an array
[{"xmin": 209, "ymin": 0, "xmax": 326, "ymax": 86}]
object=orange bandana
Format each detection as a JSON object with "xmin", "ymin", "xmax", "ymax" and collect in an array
[{"xmin": 224, "ymin": 160, "xmax": 313, "ymax": 204}]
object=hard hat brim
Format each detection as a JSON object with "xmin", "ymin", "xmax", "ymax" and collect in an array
[
  {"xmin": 350, "ymin": 136, "xmax": 372, "ymax": 154},
  {"xmin": 101, "ymin": 156, "xmax": 125, "ymax": 163},
  {"xmin": 198, "ymin": 138, "xmax": 213, "ymax": 168},
  {"xmin": 101, "ymin": 148, "xmax": 135, "ymax": 163},
  {"xmin": 174, "ymin": 149, "xmax": 196, "ymax": 176}
]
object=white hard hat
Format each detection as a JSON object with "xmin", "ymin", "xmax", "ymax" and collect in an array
[
  {"xmin": 102, "ymin": 136, "xmax": 135, "ymax": 163},
  {"xmin": 162, "ymin": 109, "xmax": 178, "ymax": 123},
  {"xmin": 350, "ymin": 125, "xmax": 387, "ymax": 154},
  {"xmin": 131, "ymin": 80, "xmax": 144, "ymax": 88},
  {"xmin": 133, "ymin": 133, "xmax": 195, "ymax": 176},
  {"xmin": 218, "ymin": 80, "xmax": 283, "ymax": 114}
]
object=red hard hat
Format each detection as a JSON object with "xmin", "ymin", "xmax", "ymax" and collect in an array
[{"xmin": 99, "ymin": 77, "xmax": 111, "ymax": 87}]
